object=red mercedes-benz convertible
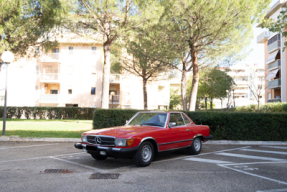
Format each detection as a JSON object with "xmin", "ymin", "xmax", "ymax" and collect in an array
[{"xmin": 75, "ymin": 111, "xmax": 213, "ymax": 167}]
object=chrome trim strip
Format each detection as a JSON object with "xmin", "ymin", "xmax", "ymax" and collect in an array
[
  {"xmin": 140, "ymin": 137, "xmax": 159, "ymax": 152},
  {"xmin": 97, "ymin": 146, "xmax": 109, "ymax": 150},
  {"xmin": 112, "ymin": 148, "xmax": 121, "ymax": 151},
  {"xmin": 158, "ymin": 139, "xmax": 193, "ymax": 146},
  {"xmin": 159, "ymin": 145, "xmax": 191, "ymax": 152},
  {"xmin": 82, "ymin": 144, "xmax": 86, "ymax": 148}
]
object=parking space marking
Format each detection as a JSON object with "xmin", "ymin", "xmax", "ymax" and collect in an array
[
  {"xmin": 240, "ymin": 149, "xmax": 287, "ymax": 155},
  {"xmin": 50, "ymin": 156, "xmax": 103, "ymax": 171},
  {"xmin": 216, "ymin": 152, "xmax": 285, "ymax": 161},
  {"xmin": 257, "ymin": 188, "xmax": 287, "ymax": 192},
  {"xmin": 223, "ymin": 161, "xmax": 287, "ymax": 166},
  {"xmin": 0, "ymin": 152, "xmax": 85, "ymax": 163},
  {"xmin": 0, "ymin": 143, "xmax": 59, "ymax": 150},
  {"xmin": 184, "ymin": 157, "xmax": 233, "ymax": 164},
  {"xmin": 219, "ymin": 164, "xmax": 287, "ymax": 186},
  {"xmin": 261, "ymin": 146, "xmax": 287, "ymax": 150}
]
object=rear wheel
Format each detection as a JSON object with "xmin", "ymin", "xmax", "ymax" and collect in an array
[
  {"xmin": 91, "ymin": 153, "xmax": 107, "ymax": 160},
  {"xmin": 133, "ymin": 141, "xmax": 154, "ymax": 167},
  {"xmin": 188, "ymin": 137, "xmax": 202, "ymax": 155}
]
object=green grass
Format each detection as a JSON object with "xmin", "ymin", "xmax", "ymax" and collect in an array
[{"xmin": 0, "ymin": 119, "xmax": 93, "ymax": 138}]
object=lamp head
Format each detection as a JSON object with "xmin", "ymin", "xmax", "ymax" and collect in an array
[{"xmin": 1, "ymin": 51, "xmax": 14, "ymax": 63}]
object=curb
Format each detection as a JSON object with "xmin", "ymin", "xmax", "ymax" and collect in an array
[{"xmin": 1, "ymin": 136, "xmax": 287, "ymax": 145}]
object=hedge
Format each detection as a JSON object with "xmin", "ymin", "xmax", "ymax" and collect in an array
[
  {"xmin": 93, "ymin": 109, "xmax": 287, "ymax": 141},
  {"xmin": 0, "ymin": 107, "xmax": 94, "ymax": 119},
  {"xmin": 231, "ymin": 102, "xmax": 287, "ymax": 113}
]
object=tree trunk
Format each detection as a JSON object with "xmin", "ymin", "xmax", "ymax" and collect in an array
[
  {"xmin": 205, "ymin": 97, "xmax": 207, "ymax": 110},
  {"xmin": 221, "ymin": 99, "xmax": 223, "ymax": 111},
  {"xmin": 188, "ymin": 51, "xmax": 199, "ymax": 111},
  {"xmin": 101, "ymin": 41, "xmax": 111, "ymax": 109},
  {"xmin": 210, "ymin": 99, "xmax": 213, "ymax": 109},
  {"xmin": 181, "ymin": 70, "xmax": 187, "ymax": 111},
  {"xmin": 143, "ymin": 78, "xmax": 148, "ymax": 110},
  {"xmin": 258, "ymin": 100, "xmax": 260, "ymax": 112}
]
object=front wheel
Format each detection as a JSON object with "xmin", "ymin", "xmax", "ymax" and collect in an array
[
  {"xmin": 91, "ymin": 153, "xmax": 107, "ymax": 160},
  {"xmin": 188, "ymin": 137, "xmax": 202, "ymax": 155},
  {"xmin": 133, "ymin": 141, "xmax": 154, "ymax": 167}
]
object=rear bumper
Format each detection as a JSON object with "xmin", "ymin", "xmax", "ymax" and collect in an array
[
  {"xmin": 74, "ymin": 142, "xmax": 138, "ymax": 158},
  {"xmin": 204, "ymin": 135, "xmax": 214, "ymax": 140}
]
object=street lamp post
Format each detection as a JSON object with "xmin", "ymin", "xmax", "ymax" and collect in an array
[
  {"xmin": 1, "ymin": 51, "xmax": 14, "ymax": 136},
  {"xmin": 110, "ymin": 91, "xmax": 115, "ymax": 109}
]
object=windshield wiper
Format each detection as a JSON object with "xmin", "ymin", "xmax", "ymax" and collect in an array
[{"xmin": 140, "ymin": 123, "xmax": 161, "ymax": 127}]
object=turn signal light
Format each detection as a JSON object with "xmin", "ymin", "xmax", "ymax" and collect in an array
[{"xmin": 126, "ymin": 139, "xmax": 134, "ymax": 147}]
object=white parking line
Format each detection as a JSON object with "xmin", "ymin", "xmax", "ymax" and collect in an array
[
  {"xmin": 240, "ymin": 149, "xmax": 287, "ymax": 155},
  {"xmin": 50, "ymin": 156, "xmax": 103, "ymax": 171},
  {"xmin": 216, "ymin": 153, "xmax": 285, "ymax": 161},
  {"xmin": 184, "ymin": 157, "xmax": 233, "ymax": 164},
  {"xmin": 261, "ymin": 146, "xmax": 287, "ymax": 150},
  {"xmin": 257, "ymin": 188, "xmax": 287, "ymax": 192},
  {"xmin": 223, "ymin": 161, "xmax": 287, "ymax": 166},
  {"xmin": 0, "ymin": 143, "xmax": 59, "ymax": 150},
  {"xmin": 219, "ymin": 164, "xmax": 287, "ymax": 186},
  {"xmin": 0, "ymin": 152, "xmax": 85, "ymax": 163}
]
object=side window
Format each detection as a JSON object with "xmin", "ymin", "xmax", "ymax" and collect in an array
[
  {"xmin": 169, "ymin": 113, "xmax": 184, "ymax": 126},
  {"xmin": 182, "ymin": 114, "xmax": 192, "ymax": 124}
]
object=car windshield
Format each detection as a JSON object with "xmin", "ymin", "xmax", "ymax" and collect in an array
[{"xmin": 128, "ymin": 113, "xmax": 167, "ymax": 128}]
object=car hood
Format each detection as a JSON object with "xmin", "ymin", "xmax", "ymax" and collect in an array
[{"xmin": 84, "ymin": 125, "xmax": 163, "ymax": 138}]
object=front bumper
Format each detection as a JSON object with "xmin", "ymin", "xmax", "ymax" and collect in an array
[{"xmin": 74, "ymin": 142, "xmax": 138, "ymax": 158}]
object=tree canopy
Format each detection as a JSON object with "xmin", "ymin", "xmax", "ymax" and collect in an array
[{"xmin": 0, "ymin": 0, "xmax": 64, "ymax": 57}]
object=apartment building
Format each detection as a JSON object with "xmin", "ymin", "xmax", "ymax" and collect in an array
[
  {"xmin": 257, "ymin": 0, "xmax": 287, "ymax": 103},
  {"xmin": 0, "ymin": 33, "xmax": 176, "ymax": 109},
  {"xmin": 215, "ymin": 64, "xmax": 265, "ymax": 108}
]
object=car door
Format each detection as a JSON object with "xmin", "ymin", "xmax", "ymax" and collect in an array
[{"xmin": 164, "ymin": 113, "xmax": 192, "ymax": 150}]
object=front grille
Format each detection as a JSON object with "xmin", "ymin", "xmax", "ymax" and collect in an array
[{"xmin": 87, "ymin": 136, "xmax": 115, "ymax": 146}]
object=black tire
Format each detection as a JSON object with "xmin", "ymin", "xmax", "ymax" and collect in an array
[
  {"xmin": 133, "ymin": 141, "xmax": 154, "ymax": 167},
  {"xmin": 188, "ymin": 137, "xmax": 202, "ymax": 155},
  {"xmin": 91, "ymin": 153, "xmax": 107, "ymax": 160}
]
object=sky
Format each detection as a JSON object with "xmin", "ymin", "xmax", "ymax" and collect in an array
[{"xmin": 238, "ymin": 0, "xmax": 279, "ymax": 68}]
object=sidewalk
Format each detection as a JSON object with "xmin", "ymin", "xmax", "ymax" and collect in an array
[{"xmin": 1, "ymin": 135, "xmax": 287, "ymax": 145}]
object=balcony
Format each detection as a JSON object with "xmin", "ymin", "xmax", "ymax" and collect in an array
[
  {"xmin": 267, "ymin": 59, "xmax": 281, "ymax": 71},
  {"xmin": 39, "ymin": 94, "xmax": 59, "ymax": 103},
  {"xmin": 40, "ymin": 73, "xmax": 60, "ymax": 82},
  {"xmin": 41, "ymin": 53, "xmax": 60, "ymax": 62},
  {"xmin": 267, "ymin": 98, "xmax": 281, "ymax": 103},
  {"xmin": 234, "ymin": 89, "xmax": 249, "ymax": 94},
  {"xmin": 268, "ymin": 40, "xmax": 281, "ymax": 53},
  {"xmin": 268, "ymin": 79, "xmax": 281, "ymax": 89},
  {"xmin": 109, "ymin": 74, "xmax": 121, "ymax": 84},
  {"xmin": 109, "ymin": 95, "xmax": 120, "ymax": 104},
  {"xmin": 257, "ymin": 30, "xmax": 270, "ymax": 43}
]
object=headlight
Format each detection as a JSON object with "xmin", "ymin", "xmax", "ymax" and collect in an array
[
  {"xmin": 115, "ymin": 138, "xmax": 126, "ymax": 146},
  {"xmin": 82, "ymin": 135, "xmax": 87, "ymax": 142},
  {"xmin": 115, "ymin": 138, "xmax": 134, "ymax": 147}
]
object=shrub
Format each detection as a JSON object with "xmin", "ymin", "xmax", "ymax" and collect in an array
[
  {"xmin": 233, "ymin": 102, "xmax": 287, "ymax": 113},
  {"xmin": 92, "ymin": 109, "xmax": 287, "ymax": 141},
  {"xmin": 0, "ymin": 107, "xmax": 94, "ymax": 120}
]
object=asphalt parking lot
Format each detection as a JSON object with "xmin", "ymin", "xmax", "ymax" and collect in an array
[{"xmin": 0, "ymin": 142, "xmax": 287, "ymax": 192}]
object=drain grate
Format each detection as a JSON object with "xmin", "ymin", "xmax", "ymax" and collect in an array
[
  {"xmin": 89, "ymin": 173, "xmax": 120, "ymax": 179},
  {"xmin": 42, "ymin": 169, "xmax": 73, "ymax": 174}
]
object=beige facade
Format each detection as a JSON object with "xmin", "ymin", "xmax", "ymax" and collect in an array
[
  {"xmin": 0, "ymin": 34, "xmax": 179, "ymax": 109},
  {"xmin": 257, "ymin": 0, "xmax": 287, "ymax": 103}
]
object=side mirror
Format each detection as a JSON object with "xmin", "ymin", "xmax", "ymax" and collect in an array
[{"xmin": 168, "ymin": 122, "xmax": 176, "ymax": 128}]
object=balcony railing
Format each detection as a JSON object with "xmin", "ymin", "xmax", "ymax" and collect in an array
[
  {"xmin": 257, "ymin": 30, "xmax": 270, "ymax": 44},
  {"xmin": 39, "ymin": 94, "xmax": 59, "ymax": 103},
  {"xmin": 267, "ymin": 59, "xmax": 281, "ymax": 71},
  {"xmin": 109, "ymin": 95, "xmax": 120, "ymax": 104},
  {"xmin": 267, "ymin": 40, "xmax": 281, "ymax": 53},
  {"xmin": 109, "ymin": 74, "xmax": 121, "ymax": 83},
  {"xmin": 267, "ymin": 98, "xmax": 281, "ymax": 103},
  {"xmin": 268, "ymin": 79, "xmax": 281, "ymax": 89},
  {"xmin": 40, "ymin": 73, "xmax": 60, "ymax": 82}
]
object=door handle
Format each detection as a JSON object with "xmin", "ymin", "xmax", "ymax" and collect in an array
[{"xmin": 186, "ymin": 129, "xmax": 190, "ymax": 131}]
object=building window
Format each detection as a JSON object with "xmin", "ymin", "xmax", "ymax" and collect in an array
[
  {"xmin": 268, "ymin": 93, "xmax": 271, "ymax": 100},
  {"xmin": 35, "ymin": 47, "xmax": 40, "ymax": 55},
  {"xmin": 68, "ymin": 89, "xmax": 72, "ymax": 94},
  {"xmin": 91, "ymin": 87, "xmax": 96, "ymax": 95},
  {"xmin": 92, "ymin": 47, "xmax": 97, "ymax": 55},
  {"xmin": 69, "ymin": 46, "xmax": 73, "ymax": 54},
  {"xmin": 52, "ymin": 48, "xmax": 59, "ymax": 53}
]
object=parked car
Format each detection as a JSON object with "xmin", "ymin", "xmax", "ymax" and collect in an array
[{"xmin": 74, "ymin": 111, "xmax": 213, "ymax": 167}]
